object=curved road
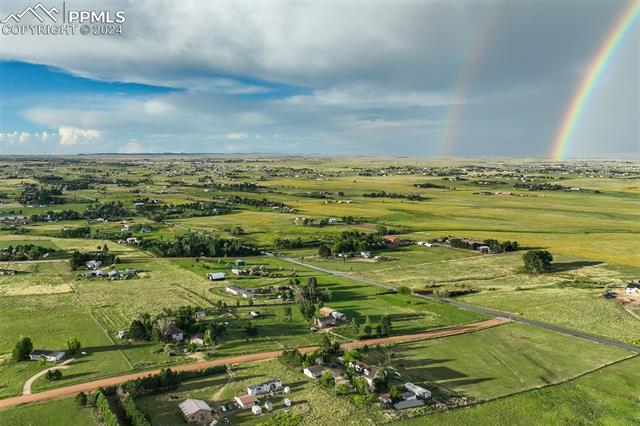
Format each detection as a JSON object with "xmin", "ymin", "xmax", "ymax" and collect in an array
[
  {"xmin": 269, "ymin": 253, "xmax": 640, "ymax": 354},
  {"xmin": 0, "ymin": 318, "xmax": 504, "ymax": 409}
]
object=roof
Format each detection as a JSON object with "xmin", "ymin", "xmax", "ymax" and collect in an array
[
  {"xmin": 304, "ymin": 365, "xmax": 326, "ymax": 375},
  {"xmin": 394, "ymin": 399, "xmax": 425, "ymax": 410},
  {"xmin": 179, "ymin": 399, "xmax": 212, "ymax": 416},
  {"xmin": 31, "ymin": 349, "xmax": 64, "ymax": 357},
  {"xmin": 405, "ymin": 382, "xmax": 429, "ymax": 394},
  {"xmin": 235, "ymin": 395, "xmax": 257, "ymax": 405},
  {"xmin": 165, "ymin": 324, "xmax": 184, "ymax": 335}
]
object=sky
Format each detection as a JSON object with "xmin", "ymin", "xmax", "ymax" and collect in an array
[{"xmin": 0, "ymin": 0, "xmax": 638, "ymax": 157}]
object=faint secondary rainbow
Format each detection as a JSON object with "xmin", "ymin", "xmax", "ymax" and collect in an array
[{"xmin": 550, "ymin": 0, "xmax": 640, "ymax": 161}]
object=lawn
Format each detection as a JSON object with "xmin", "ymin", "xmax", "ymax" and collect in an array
[
  {"xmin": 397, "ymin": 355, "xmax": 640, "ymax": 426},
  {"xmin": 364, "ymin": 322, "xmax": 634, "ymax": 401},
  {"xmin": 0, "ymin": 397, "xmax": 96, "ymax": 426}
]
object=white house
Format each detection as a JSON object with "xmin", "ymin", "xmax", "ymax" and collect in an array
[
  {"xmin": 360, "ymin": 251, "xmax": 371, "ymax": 259},
  {"xmin": 195, "ymin": 309, "xmax": 206, "ymax": 319},
  {"xmin": 231, "ymin": 268, "xmax": 243, "ymax": 276},
  {"xmin": 328, "ymin": 218, "xmax": 338, "ymax": 224},
  {"xmin": 626, "ymin": 283, "xmax": 640, "ymax": 295},
  {"xmin": 247, "ymin": 379, "xmax": 283, "ymax": 396},
  {"xmin": 190, "ymin": 333, "xmax": 205, "ymax": 346},
  {"xmin": 235, "ymin": 395, "xmax": 257, "ymax": 409},
  {"xmin": 208, "ymin": 272, "xmax": 226, "ymax": 281},
  {"xmin": 303, "ymin": 365, "xmax": 326, "ymax": 379},
  {"xmin": 164, "ymin": 324, "xmax": 184, "ymax": 342},
  {"xmin": 126, "ymin": 237, "xmax": 140, "ymax": 244},
  {"xmin": 225, "ymin": 285, "xmax": 253, "ymax": 298},
  {"xmin": 85, "ymin": 260, "xmax": 102, "ymax": 269},
  {"xmin": 250, "ymin": 311, "xmax": 260, "ymax": 318},
  {"xmin": 29, "ymin": 350, "xmax": 66, "ymax": 362}
]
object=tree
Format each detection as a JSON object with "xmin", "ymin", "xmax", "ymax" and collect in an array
[
  {"xmin": 320, "ymin": 370, "xmax": 335, "ymax": 387},
  {"xmin": 380, "ymin": 315, "xmax": 392, "ymax": 337},
  {"xmin": 129, "ymin": 319, "xmax": 149, "ymax": 340},
  {"xmin": 318, "ymin": 244, "xmax": 332, "ymax": 258},
  {"xmin": 397, "ymin": 286, "xmax": 411, "ymax": 296},
  {"xmin": 389, "ymin": 385, "xmax": 401, "ymax": 402},
  {"xmin": 67, "ymin": 337, "xmax": 82, "ymax": 354},
  {"xmin": 283, "ymin": 306, "xmax": 293, "ymax": 322},
  {"xmin": 46, "ymin": 369, "xmax": 63, "ymax": 381},
  {"xmin": 204, "ymin": 328, "xmax": 215, "ymax": 346},
  {"xmin": 299, "ymin": 300, "xmax": 316, "ymax": 321},
  {"xmin": 321, "ymin": 335, "xmax": 332, "ymax": 353},
  {"xmin": 343, "ymin": 349, "xmax": 361, "ymax": 364},
  {"xmin": 12, "ymin": 336, "xmax": 33, "ymax": 362},
  {"xmin": 522, "ymin": 250, "xmax": 553, "ymax": 273},
  {"xmin": 363, "ymin": 324, "xmax": 372, "ymax": 337},
  {"xmin": 75, "ymin": 391, "xmax": 88, "ymax": 407}
]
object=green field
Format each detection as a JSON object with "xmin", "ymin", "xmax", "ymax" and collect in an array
[{"xmin": 0, "ymin": 397, "xmax": 96, "ymax": 426}]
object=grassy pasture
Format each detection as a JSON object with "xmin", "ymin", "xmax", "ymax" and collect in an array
[{"xmin": 0, "ymin": 396, "xmax": 96, "ymax": 426}]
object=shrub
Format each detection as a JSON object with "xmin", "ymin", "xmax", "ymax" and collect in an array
[
  {"xmin": 122, "ymin": 395, "xmax": 151, "ymax": 426},
  {"xmin": 95, "ymin": 390, "xmax": 119, "ymax": 426},
  {"xmin": 75, "ymin": 391, "xmax": 87, "ymax": 407}
]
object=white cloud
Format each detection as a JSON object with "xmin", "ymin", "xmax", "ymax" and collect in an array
[
  {"xmin": 118, "ymin": 141, "xmax": 145, "ymax": 153},
  {"xmin": 225, "ymin": 132, "xmax": 249, "ymax": 140},
  {"xmin": 58, "ymin": 127, "xmax": 102, "ymax": 146},
  {"xmin": 0, "ymin": 131, "xmax": 54, "ymax": 145}
]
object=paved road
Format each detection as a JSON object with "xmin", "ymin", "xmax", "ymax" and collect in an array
[
  {"xmin": 0, "ymin": 319, "xmax": 502, "ymax": 409},
  {"xmin": 268, "ymin": 253, "xmax": 640, "ymax": 354}
]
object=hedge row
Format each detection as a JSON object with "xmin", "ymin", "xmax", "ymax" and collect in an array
[
  {"xmin": 122, "ymin": 395, "xmax": 151, "ymax": 426},
  {"xmin": 122, "ymin": 365, "xmax": 227, "ymax": 397},
  {"xmin": 95, "ymin": 390, "xmax": 119, "ymax": 426}
]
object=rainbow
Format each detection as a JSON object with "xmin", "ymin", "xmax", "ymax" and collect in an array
[
  {"xmin": 550, "ymin": 0, "xmax": 640, "ymax": 161},
  {"xmin": 438, "ymin": 5, "xmax": 500, "ymax": 156}
]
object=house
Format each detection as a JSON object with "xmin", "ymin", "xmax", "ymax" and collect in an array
[
  {"xmin": 195, "ymin": 309, "xmax": 206, "ymax": 319},
  {"xmin": 328, "ymin": 218, "xmax": 338, "ymax": 224},
  {"xmin": 303, "ymin": 365, "xmax": 326, "ymax": 379},
  {"xmin": 208, "ymin": 272, "xmax": 226, "ymax": 281},
  {"xmin": 164, "ymin": 324, "xmax": 184, "ymax": 342},
  {"xmin": 314, "ymin": 316, "xmax": 336, "ymax": 329},
  {"xmin": 225, "ymin": 285, "xmax": 254, "ymax": 298},
  {"xmin": 235, "ymin": 394, "xmax": 257, "ymax": 409},
  {"xmin": 178, "ymin": 399, "xmax": 214, "ymax": 423},
  {"xmin": 251, "ymin": 405, "xmax": 262, "ymax": 415},
  {"xmin": 231, "ymin": 268, "xmax": 243, "ymax": 276},
  {"xmin": 404, "ymin": 382, "xmax": 431, "ymax": 399},
  {"xmin": 284, "ymin": 399, "xmax": 292, "ymax": 407},
  {"xmin": 190, "ymin": 333, "xmax": 205, "ymax": 346},
  {"xmin": 250, "ymin": 311, "xmax": 260, "ymax": 318},
  {"xmin": 126, "ymin": 237, "xmax": 140, "ymax": 244},
  {"xmin": 383, "ymin": 236, "xmax": 400, "ymax": 246},
  {"xmin": 117, "ymin": 330, "xmax": 128, "ymax": 339},
  {"xmin": 235, "ymin": 259, "xmax": 246, "ymax": 266},
  {"xmin": 626, "ymin": 282, "xmax": 640, "ymax": 295},
  {"xmin": 360, "ymin": 251, "xmax": 371, "ymax": 259},
  {"xmin": 393, "ymin": 399, "xmax": 425, "ymax": 410},
  {"xmin": 417, "ymin": 241, "xmax": 434, "ymax": 247},
  {"xmin": 85, "ymin": 260, "xmax": 102, "ymax": 270},
  {"xmin": 331, "ymin": 311, "xmax": 347, "ymax": 321},
  {"xmin": 349, "ymin": 361, "xmax": 379, "ymax": 390},
  {"xmin": 29, "ymin": 350, "xmax": 65, "ymax": 362},
  {"xmin": 247, "ymin": 379, "xmax": 283, "ymax": 396},
  {"xmin": 263, "ymin": 401, "xmax": 273, "ymax": 412}
]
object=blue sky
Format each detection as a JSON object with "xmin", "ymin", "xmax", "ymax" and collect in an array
[{"xmin": 0, "ymin": 0, "xmax": 638, "ymax": 156}]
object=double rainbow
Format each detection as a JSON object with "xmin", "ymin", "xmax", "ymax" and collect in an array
[{"xmin": 550, "ymin": 0, "xmax": 640, "ymax": 161}]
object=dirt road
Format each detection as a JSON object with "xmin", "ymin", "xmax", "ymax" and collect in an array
[{"xmin": 0, "ymin": 318, "xmax": 505, "ymax": 410}]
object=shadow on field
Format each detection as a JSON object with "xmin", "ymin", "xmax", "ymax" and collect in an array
[
  {"xmin": 60, "ymin": 371, "xmax": 98, "ymax": 381},
  {"xmin": 82, "ymin": 343, "xmax": 155, "ymax": 354},
  {"xmin": 551, "ymin": 261, "xmax": 602, "ymax": 272}
]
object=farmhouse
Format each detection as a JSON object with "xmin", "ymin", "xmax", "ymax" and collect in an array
[
  {"xmin": 318, "ymin": 307, "xmax": 347, "ymax": 321},
  {"xmin": 361, "ymin": 251, "xmax": 371, "ymax": 259},
  {"xmin": 29, "ymin": 350, "xmax": 65, "ymax": 362},
  {"xmin": 126, "ymin": 237, "xmax": 140, "ymax": 244},
  {"xmin": 246, "ymin": 379, "xmax": 283, "ymax": 396},
  {"xmin": 164, "ymin": 324, "xmax": 184, "ymax": 342},
  {"xmin": 190, "ymin": 333, "xmax": 205, "ymax": 346},
  {"xmin": 225, "ymin": 285, "xmax": 254, "ymax": 298},
  {"xmin": 207, "ymin": 272, "xmax": 226, "ymax": 281},
  {"xmin": 235, "ymin": 394, "xmax": 257, "ymax": 409},
  {"xmin": 626, "ymin": 282, "xmax": 640, "ymax": 295},
  {"xmin": 178, "ymin": 399, "xmax": 214, "ymax": 423},
  {"xmin": 195, "ymin": 309, "xmax": 206, "ymax": 319},
  {"xmin": 314, "ymin": 316, "xmax": 336, "ymax": 329},
  {"xmin": 318, "ymin": 307, "xmax": 335, "ymax": 317},
  {"xmin": 303, "ymin": 365, "xmax": 326, "ymax": 379}
]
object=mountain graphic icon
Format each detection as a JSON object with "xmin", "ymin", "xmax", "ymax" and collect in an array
[{"xmin": 1, "ymin": 3, "xmax": 59, "ymax": 24}]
